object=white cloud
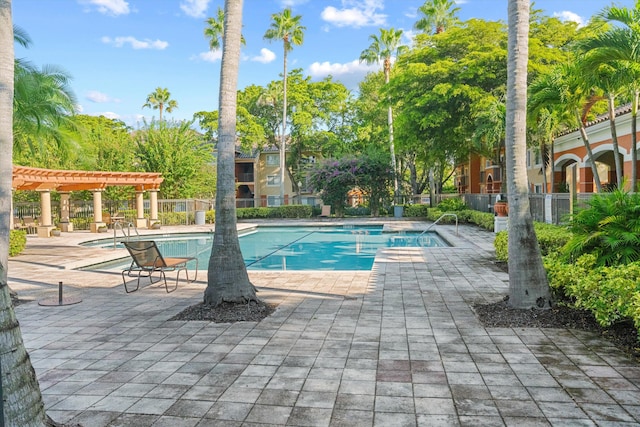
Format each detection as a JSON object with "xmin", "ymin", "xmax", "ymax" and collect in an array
[
  {"xmin": 308, "ymin": 59, "xmax": 378, "ymax": 89},
  {"xmin": 553, "ymin": 11, "xmax": 585, "ymax": 27},
  {"xmin": 251, "ymin": 48, "xmax": 276, "ymax": 64},
  {"xmin": 86, "ymin": 90, "xmax": 120, "ymax": 103},
  {"xmin": 79, "ymin": 0, "xmax": 130, "ymax": 16},
  {"xmin": 102, "ymin": 36, "xmax": 168, "ymax": 50},
  {"xmin": 321, "ymin": 0, "xmax": 387, "ymax": 28},
  {"xmin": 180, "ymin": 0, "xmax": 210, "ymax": 18},
  {"xmin": 93, "ymin": 111, "xmax": 121, "ymax": 120},
  {"xmin": 280, "ymin": 0, "xmax": 309, "ymax": 7},
  {"xmin": 194, "ymin": 50, "xmax": 222, "ymax": 62}
]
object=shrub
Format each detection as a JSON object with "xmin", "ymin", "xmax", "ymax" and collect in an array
[
  {"xmin": 206, "ymin": 210, "xmax": 215, "ymax": 223},
  {"xmin": 404, "ymin": 204, "xmax": 428, "ymax": 218},
  {"xmin": 9, "ymin": 230, "xmax": 27, "ymax": 257},
  {"xmin": 494, "ymin": 222, "xmax": 573, "ymax": 262},
  {"xmin": 344, "ymin": 206, "xmax": 371, "ymax": 217},
  {"xmin": 276, "ymin": 205, "xmax": 312, "ymax": 219},
  {"xmin": 436, "ymin": 197, "xmax": 467, "ymax": 211},
  {"xmin": 563, "ymin": 187, "xmax": 640, "ymax": 266}
]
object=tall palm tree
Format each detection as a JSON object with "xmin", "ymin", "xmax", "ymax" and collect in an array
[
  {"xmin": 1, "ymin": 1, "xmax": 51, "ymax": 424},
  {"xmin": 204, "ymin": 6, "xmax": 245, "ymax": 51},
  {"xmin": 142, "ymin": 87, "xmax": 178, "ymax": 122},
  {"xmin": 205, "ymin": 0, "xmax": 257, "ymax": 306},
  {"xmin": 580, "ymin": 61, "xmax": 628, "ymax": 187},
  {"xmin": 505, "ymin": 0, "xmax": 551, "ymax": 309},
  {"xmin": 359, "ymin": 28, "xmax": 405, "ymax": 203},
  {"xmin": 264, "ymin": 8, "xmax": 305, "ymax": 205},
  {"xmin": 415, "ymin": 0, "xmax": 460, "ymax": 34},
  {"xmin": 528, "ymin": 64, "xmax": 604, "ymax": 193},
  {"xmin": 579, "ymin": 2, "xmax": 640, "ymax": 191}
]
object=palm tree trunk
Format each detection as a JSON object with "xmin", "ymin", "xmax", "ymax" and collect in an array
[
  {"xmin": 632, "ymin": 91, "xmax": 638, "ymax": 192},
  {"xmin": 550, "ymin": 138, "xmax": 555, "ymax": 192},
  {"xmin": 0, "ymin": 2, "xmax": 50, "ymax": 425},
  {"xmin": 280, "ymin": 47, "xmax": 287, "ymax": 205},
  {"xmin": 505, "ymin": 0, "xmax": 551, "ymax": 309},
  {"xmin": 576, "ymin": 111, "xmax": 603, "ymax": 192},
  {"xmin": 607, "ymin": 94, "xmax": 623, "ymax": 187},
  {"xmin": 205, "ymin": 0, "xmax": 257, "ymax": 306},
  {"xmin": 384, "ymin": 66, "xmax": 399, "ymax": 203}
]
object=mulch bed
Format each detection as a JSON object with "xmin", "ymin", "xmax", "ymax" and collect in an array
[{"xmin": 169, "ymin": 299, "xmax": 277, "ymax": 323}]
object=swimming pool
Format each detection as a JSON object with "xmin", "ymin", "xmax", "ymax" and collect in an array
[{"xmin": 82, "ymin": 225, "xmax": 448, "ymax": 271}]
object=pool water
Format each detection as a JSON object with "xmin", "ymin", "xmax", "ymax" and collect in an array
[{"xmin": 83, "ymin": 226, "xmax": 448, "ymax": 271}]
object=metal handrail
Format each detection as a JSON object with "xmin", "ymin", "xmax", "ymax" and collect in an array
[
  {"xmin": 112, "ymin": 221, "xmax": 139, "ymax": 248},
  {"xmin": 420, "ymin": 213, "xmax": 458, "ymax": 236}
]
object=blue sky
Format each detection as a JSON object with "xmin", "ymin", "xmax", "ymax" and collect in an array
[{"xmin": 12, "ymin": 0, "xmax": 631, "ymax": 127}]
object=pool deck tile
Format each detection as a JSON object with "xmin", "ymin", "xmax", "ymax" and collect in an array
[{"xmin": 8, "ymin": 219, "xmax": 640, "ymax": 426}]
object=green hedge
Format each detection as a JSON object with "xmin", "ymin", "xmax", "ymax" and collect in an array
[
  {"xmin": 426, "ymin": 208, "xmax": 494, "ymax": 231},
  {"xmin": 545, "ymin": 253, "xmax": 640, "ymax": 330},
  {"xmin": 236, "ymin": 205, "xmax": 313, "ymax": 219},
  {"xmin": 403, "ymin": 204, "xmax": 429, "ymax": 218},
  {"xmin": 494, "ymin": 222, "xmax": 573, "ymax": 262},
  {"xmin": 9, "ymin": 230, "xmax": 27, "ymax": 257}
]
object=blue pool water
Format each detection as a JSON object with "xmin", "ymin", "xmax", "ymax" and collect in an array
[{"xmin": 83, "ymin": 226, "xmax": 448, "ymax": 271}]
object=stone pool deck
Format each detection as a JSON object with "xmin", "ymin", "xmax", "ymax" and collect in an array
[{"xmin": 7, "ymin": 220, "xmax": 640, "ymax": 426}]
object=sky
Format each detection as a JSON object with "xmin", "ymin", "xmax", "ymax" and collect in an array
[{"xmin": 12, "ymin": 0, "xmax": 634, "ymax": 128}]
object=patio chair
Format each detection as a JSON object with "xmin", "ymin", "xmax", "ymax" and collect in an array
[
  {"xmin": 319, "ymin": 205, "xmax": 331, "ymax": 217},
  {"xmin": 121, "ymin": 240, "xmax": 198, "ymax": 293},
  {"xmin": 22, "ymin": 216, "xmax": 37, "ymax": 234}
]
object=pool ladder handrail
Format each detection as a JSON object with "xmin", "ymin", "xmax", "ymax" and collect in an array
[
  {"xmin": 113, "ymin": 220, "xmax": 139, "ymax": 248},
  {"xmin": 420, "ymin": 213, "xmax": 458, "ymax": 236}
]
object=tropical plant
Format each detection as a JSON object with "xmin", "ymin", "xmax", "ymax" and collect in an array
[
  {"xmin": 133, "ymin": 119, "xmax": 215, "ymax": 198},
  {"xmin": 142, "ymin": 87, "xmax": 178, "ymax": 122},
  {"xmin": 505, "ymin": 0, "xmax": 551, "ymax": 309},
  {"xmin": 579, "ymin": 1, "xmax": 640, "ymax": 191},
  {"xmin": 414, "ymin": 0, "xmax": 460, "ymax": 34},
  {"xmin": 13, "ymin": 61, "xmax": 78, "ymax": 165},
  {"xmin": 359, "ymin": 28, "xmax": 405, "ymax": 203},
  {"xmin": 1, "ymin": 2, "xmax": 51, "ymax": 424},
  {"xmin": 205, "ymin": 0, "xmax": 258, "ymax": 306},
  {"xmin": 204, "ymin": 6, "xmax": 246, "ymax": 51},
  {"xmin": 264, "ymin": 8, "xmax": 305, "ymax": 204},
  {"xmin": 562, "ymin": 187, "xmax": 640, "ymax": 266}
]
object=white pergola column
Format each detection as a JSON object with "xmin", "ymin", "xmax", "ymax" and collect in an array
[
  {"xmin": 37, "ymin": 189, "xmax": 55, "ymax": 237},
  {"xmin": 149, "ymin": 190, "xmax": 159, "ymax": 225},
  {"xmin": 135, "ymin": 191, "xmax": 147, "ymax": 228},
  {"xmin": 59, "ymin": 191, "xmax": 73, "ymax": 232},
  {"xmin": 90, "ymin": 190, "xmax": 106, "ymax": 233}
]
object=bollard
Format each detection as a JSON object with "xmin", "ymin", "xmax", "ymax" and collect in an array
[{"xmin": 58, "ymin": 281, "xmax": 63, "ymax": 305}]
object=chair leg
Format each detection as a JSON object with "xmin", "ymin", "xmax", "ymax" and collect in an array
[{"xmin": 122, "ymin": 270, "xmax": 140, "ymax": 293}]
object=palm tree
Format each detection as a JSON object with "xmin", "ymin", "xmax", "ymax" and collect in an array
[
  {"xmin": 205, "ymin": 0, "xmax": 257, "ymax": 306},
  {"xmin": 1, "ymin": 1, "xmax": 50, "ymax": 424},
  {"xmin": 142, "ymin": 87, "xmax": 178, "ymax": 122},
  {"xmin": 13, "ymin": 63, "xmax": 78, "ymax": 159},
  {"xmin": 264, "ymin": 8, "xmax": 305, "ymax": 205},
  {"xmin": 579, "ymin": 3, "xmax": 640, "ymax": 191},
  {"xmin": 505, "ymin": 0, "xmax": 551, "ymax": 309},
  {"xmin": 415, "ymin": 0, "xmax": 460, "ymax": 34},
  {"xmin": 528, "ymin": 64, "xmax": 604, "ymax": 193},
  {"xmin": 204, "ymin": 6, "xmax": 245, "ymax": 51},
  {"xmin": 359, "ymin": 28, "xmax": 405, "ymax": 203},
  {"xmin": 580, "ymin": 61, "xmax": 628, "ymax": 188}
]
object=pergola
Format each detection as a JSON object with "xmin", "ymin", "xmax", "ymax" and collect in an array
[{"xmin": 12, "ymin": 166, "xmax": 164, "ymax": 237}]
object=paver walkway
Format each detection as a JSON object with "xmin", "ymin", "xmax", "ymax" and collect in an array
[{"xmin": 8, "ymin": 221, "xmax": 640, "ymax": 426}]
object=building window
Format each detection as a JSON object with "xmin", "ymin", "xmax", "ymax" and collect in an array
[
  {"xmin": 534, "ymin": 184, "xmax": 543, "ymax": 194},
  {"xmin": 534, "ymin": 150, "xmax": 541, "ymax": 166},
  {"xmin": 267, "ymin": 175, "xmax": 280, "ymax": 186},
  {"xmin": 266, "ymin": 154, "xmax": 279, "ymax": 166},
  {"xmin": 267, "ymin": 195, "xmax": 281, "ymax": 207},
  {"xmin": 526, "ymin": 150, "xmax": 531, "ymax": 168}
]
